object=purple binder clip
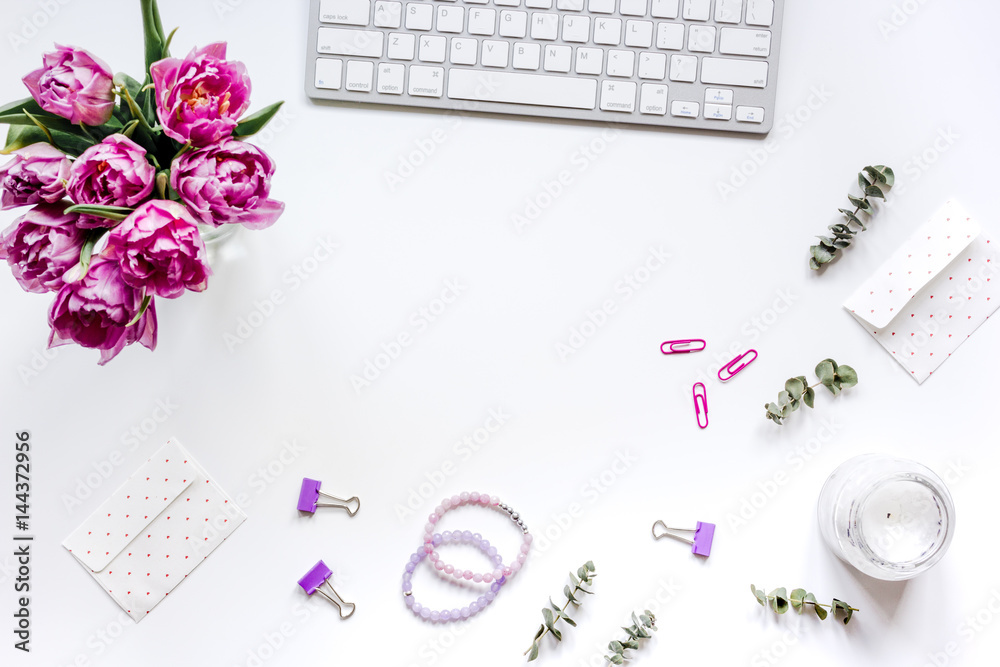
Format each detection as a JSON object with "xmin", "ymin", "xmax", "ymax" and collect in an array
[
  {"xmin": 661, "ymin": 339, "xmax": 706, "ymax": 354},
  {"xmin": 297, "ymin": 478, "xmax": 360, "ymax": 516},
  {"xmin": 718, "ymin": 349, "xmax": 757, "ymax": 382},
  {"xmin": 299, "ymin": 560, "xmax": 356, "ymax": 618},
  {"xmin": 652, "ymin": 520, "xmax": 716, "ymax": 557}
]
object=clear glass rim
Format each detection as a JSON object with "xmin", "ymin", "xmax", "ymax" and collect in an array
[{"xmin": 851, "ymin": 471, "xmax": 955, "ymax": 573}]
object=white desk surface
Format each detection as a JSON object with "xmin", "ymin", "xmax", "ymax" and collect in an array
[{"xmin": 2, "ymin": 1, "xmax": 998, "ymax": 666}]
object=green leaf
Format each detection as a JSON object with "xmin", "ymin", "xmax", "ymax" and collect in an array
[
  {"xmin": 125, "ymin": 294, "xmax": 152, "ymax": 327},
  {"xmin": 542, "ymin": 608, "xmax": 554, "ymax": 626},
  {"xmin": 533, "ymin": 625, "xmax": 545, "ymax": 641},
  {"xmin": 865, "ymin": 185, "xmax": 885, "ymax": 199},
  {"xmin": 789, "ymin": 588, "xmax": 806, "ymax": 611},
  {"xmin": 141, "ymin": 0, "xmax": 168, "ymax": 74},
  {"xmin": 874, "ymin": 165, "xmax": 895, "ymax": 187},
  {"xmin": 585, "ymin": 561, "xmax": 595, "ymax": 572},
  {"xmin": 639, "ymin": 613, "xmax": 651, "ymax": 626},
  {"xmin": 809, "ymin": 257, "xmax": 821, "ymax": 271},
  {"xmin": 836, "ymin": 364, "xmax": 858, "ymax": 387},
  {"xmin": 233, "ymin": 101, "xmax": 285, "ymax": 138},
  {"xmin": 804, "ymin": 593, "xmax": 827, "ymax": 620},
  {"xmin": 858, "ymin": 172, "xmax": 870, "ymax": 190},
  {"xmin": 622, "ymin": 625, "xmax": 638, "ymax": 640},
  {"xmin": 2, "ymin": 125, "xmax": 48, "ymax": 154},
  {"xmin": 609, "ymin": 641, "xmax": 624, "ymax": 654},
  {"xmin": 569, "ymin": 572, "xmax": 579, "ymax": 587},
  {"xmin": 833, "ymin": 599, "xmax": 854, "ymax": 625},
  {"xmin": 609, "ymin": 654, "xmax": 624, "ymax": 665},
  {"xmin": 527, "ymin": 642, "xmax": 539, "ymax": 662},
  {"xmin": 769, "ymin": 588, "xmax": 789, "ymax": 614},
  {"xmin": 752, "ymin": 584, "xmax": 767, "ymax": 607},
  {"xmin": 839, "ymin": 208, "xmax": 866, "ymax": 230},
  {"xmin": 784, "ymin": 377, "xmax": 804, "ymax": 398},
  {"xmin": 803, "ymin": 386, "xmax": 815, "ymax": 408},
  {"xmin": 64, "ymin": 204, "xmax": 134, "ymax": 222},
  {"xmin": 863, "ymin": 166, "xmax": 885, "ymax": 184},
  {"xmin": 815, "ymin": 360, "xmax": 835, "ymax": 383},
  {"xmin": 811, "ymin": 244, "xmax": 834, "ymax": 264},
  {"xmin": 847, "ymin": 194, "xmax": 867, "ymax": 210}
]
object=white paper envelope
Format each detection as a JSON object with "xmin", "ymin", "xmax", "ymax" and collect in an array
[
  {"xmin": 844, "ymin": 200, "xmax": 1000, "ymax": 383},
  {"xmin": 63, "ymin": 438, "xmax": 246, "ymax": 621}
]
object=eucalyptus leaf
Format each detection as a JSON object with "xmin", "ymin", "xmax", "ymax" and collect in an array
[
  {"xmin": 865, "ymin": 185, "xmax": 885, "ymax": 199},
  {"xmin": 527, "ymin": 642, "xmax": 539, "ymax": 662},
  {"xmin": 874, "ymin": 164, "xmax": 895, "ymax": 186},
  {"xmin": 836, "ymin": 364, "xmax": 858, "ymax": 387},
  {"xmin": 803, "ymin": 387, "xmax": 815, "ymax": 408},
  {"xmin": 811, "ymin": 244, "xmax": 834, "ymax": 263},
  {"xmin": 815, "ymin": 360, "xmax": 835, "ymax": 382},
  {"xmin": 789, "ymin": 588, "xmax": 806, "ymax": 611},
  {"xmin": 863, "ymin": 165, "xmax": 885, "ymax": 184},
  {"xmin": 785, "ymin": 377, "xmax": 804, "ymax": 397},
  {"xmin": 847, "ymin": 194, "xmax": 867, "ymax": 210}
]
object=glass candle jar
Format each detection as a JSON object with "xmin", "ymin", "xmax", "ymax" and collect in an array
[{"xmin": 817, "ymin": 454, "xmax": 955, "ymax": 581}]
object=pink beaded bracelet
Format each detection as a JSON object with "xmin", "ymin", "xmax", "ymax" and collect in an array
[{"xmin": 422, "ymin": 492, "xmax": 532, "ymax": 583}]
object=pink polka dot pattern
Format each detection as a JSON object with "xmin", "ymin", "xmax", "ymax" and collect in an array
[{"xmin": 844, "ymin": 201, "xmax": 1000, "ymax": 383}]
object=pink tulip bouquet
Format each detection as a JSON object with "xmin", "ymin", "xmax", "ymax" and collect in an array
[{"xmin": 0, "ymin": 0, "xmax": 284, "ymax": 364}]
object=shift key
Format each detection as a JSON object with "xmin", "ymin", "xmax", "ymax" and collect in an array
[{"xmin": 700, "ymin": 57, "xmax": 767, "ymax": 88}]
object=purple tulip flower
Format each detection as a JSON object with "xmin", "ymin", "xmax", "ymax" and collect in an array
[
  {"xmin": 0, "ymin": 202, "xmax": 87, "ymax": 293},
  {"xmin": 0, "ymin": 143, "xmax": 72, "ymax": 210},
  {"xmin": 66, "ymin": 134, "xmax": 155, "ymax": 207},
  {"xmin": 22, "ymin": 44, "xmax": 115, "ymax": 126}
]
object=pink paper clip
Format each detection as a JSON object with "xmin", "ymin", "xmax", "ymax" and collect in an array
[
  {"xmin": 718, "ymin": 349, "xmax": 757, "ymax": 382},
  {"xmin": 652, "ymin": 520, "xmax": 716, "ymax": 557},
  {"xmin": 661, "ymin": 339, "xmax": 706, "ymax": 354},
  {"xmin": 692, "ymin": 382, "xmax": 708, "ymax": 429}
]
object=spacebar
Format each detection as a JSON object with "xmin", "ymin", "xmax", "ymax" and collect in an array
[{"xmin": 447, "ymin": 70, "xmax": 597, "ymax": 110}]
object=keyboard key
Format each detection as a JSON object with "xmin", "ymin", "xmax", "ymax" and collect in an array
[
  {"xmin": 468, "ymin": 8, "xmax": 497, "ymax": 35},
  {"xmin": 450, "ymin": 37, "xmax": 478, "ymax": 64},
  {"xmin": 512, "ymin": 42, "xmax": 541, "ymax": 69},
  {"xmin": 377, "ymin": 63, "xmax": 405, "ymax": 93},
  {"xmin": 719, "ymin": 28, "xmax": 771, "ymax": 57},
  {"xmin": 745, "ymin": 0, "xmax": 773, "ymax": 26},
  {"xmin": 387, "ymin": 32, "xmax": 415, "ymax": 59},
  {"xmin": 575, "ymin": 47, "xmax": 603, "ymax": 74},
  {"xmin": 562, "ymin": 16, "xmax": 591, "ymax": 42},
  {"xmin": 526, "ymin": 0, "xmax": 552, "ymax": 6},
  {"xmin": 704, "ymin": 103, "xmax": 732, "ymax": 119},
  {"xmin": 500, "ymin": 10, "xmax": 528, "ymax": 37},
  {"xmin": 481, "ymin": 40, "xmax": 510, "ymax": 66},
  {"xmin": 495, "ymin": 0, "xmax": 521, "ymax": 5},
  {"xmin": 599, "ymin": 80, "xmax": 636, "ymax": 112},
  {"xmin": 655, "ymin": 23, "xmax": 684, "ymax": 50},
  {"xmin": 557, "ymin": 0, "xmax": 584, "ymax": 9},
  {"xmin": 319, "ymin": 0, "xmax": 372, "ymax": 26},
  {"xmin": 682, "ymin": 0, "xmax": 710, "ymax": 21},
  {"xmin": 544, "ymin": 44, "xmax": 572, "ymax": 72},
  {"xmin": 448, "ymin": 69, "xmax": 597, "ymax": 108},
  {"xmin": 625, "ymin": 20, "xmax": 654, "ymax": 48},
  {"xmin": 437, "ymin": 5, "xmax": 465, "ymax": 32},
  {"xmin": 639, "ymin": 83, "xmax": 668, "ymax": 114},
  {"xmin": 606, "ymin": 49, "xmax": 635, "ymax": 76},
  {"xmin": 531, "ymin": 13, "xmax": 560, "ymax": 40},
  {"xmin": 589, "ymin": 0, "xmax": 615, "ymax": 13},
  {"xmin": 374, "ymin": 1, "xmax": 402, "ymax": 28},
  {"xmin": 688, "ymin": 25, "xmax": 716, "ymax": 52},
  {"xmin": 670, "ymin": 100, "xmax": 698, "ymax": 117},
  {"xmin": 715, "ymin": 0, "xmax": 742, "ymax": 23},
  {"xmin": 736, "ymin": 105, "xmax": 764, "ymax": 122},
  {"xmin": 638, "ymin": 52, "xmax": 666, "ymax": 79},
  {"xmin": 669, "ymin": 54, "xmax": 697, "ymax": 81},
  {"xmin": 318, "ymin": 27, "xmax": 385, "ymax": 58},
  {"xmin": 315, "ymin": 58, "xmax": 343, "ymax": 89},
  {"xmin": 463, "ymin": 0, "xmax": 490, "ymax": 4},
  {"xmin": 650, "ymin": 0, "xmax": 678, "ymax": 18},
  {"xmin": 405, "ymin": 3, "xmax": 433, "ymax": 29},
  {"xmin": 619, "ymin": 0, "xmax": 648, "ymax": 16},
  {"xmin": 345, "ymin": 60, "xmax": 374, "ymax": 91},
  {"xmin": 409, "ymin": 65, "xmax": 445, "ymax": 96},
  {"xmin": 418, "ymin": 35, "xmax": 447, "ymax": 62},
  {"xmin": 700, "ymin": 56, "xmax": 767, "ymax": 87},
  {"xmin": 594, "ymin": 18, "xmax": 622, "ymax": 45},
  {"xmin": 704, "ymin": 87, "xmax": 733, "ymax": 103}
]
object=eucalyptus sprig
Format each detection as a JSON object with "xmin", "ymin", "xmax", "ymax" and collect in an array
[
  {"xmin": 525, "ymin": 561, "xmax": 596, "ymax": 662},
  {"xmin": 765, "ymin": 358, "xmax": 857, "ymax": 425},
  {"xmin": 604, "ymin": 610, "xmax": 657, "ymax": 665},
  {"xmin": 751, "ymin": 585, "xmax": 858, "ymax": 625},
  {"xmin": 810, "ymin": 165, "xmax": 894, "ymax": 270}
]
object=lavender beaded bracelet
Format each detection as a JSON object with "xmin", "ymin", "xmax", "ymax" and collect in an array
[
  {"xmin": 403, "ymin": 530, "xmax": 507, "ymax": 622},
  {"xmin": 422, "ymin": 492, "xmax": 533, "ymax": 584}
]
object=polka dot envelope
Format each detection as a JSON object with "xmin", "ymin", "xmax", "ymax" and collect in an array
[
  {"xmin": 844, "ymin": 200, "xmax": 1000, "ymax": 383},
  {"xmin": 62, "ymin": 438, "xmax": 247, "ymax": 622}
]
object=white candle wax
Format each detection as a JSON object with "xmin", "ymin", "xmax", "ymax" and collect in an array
[{"xmin": 860, "ymin": 479, "xmax": 945, "ymax": 564}]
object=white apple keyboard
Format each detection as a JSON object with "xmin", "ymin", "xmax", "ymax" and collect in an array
[{"xmin": 305, "ymin": 0, "xmax": 783, "ymax": 133}]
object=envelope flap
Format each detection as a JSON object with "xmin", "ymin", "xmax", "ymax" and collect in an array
[
  {"xmin": 63, "ymin": 441, "xmax": 197, "ymax": 572},
  {"xmin": 844, "ymin": 201, "xmax": 980, "ymax": 329}
]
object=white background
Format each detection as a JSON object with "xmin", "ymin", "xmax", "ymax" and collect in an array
[{"xmin": 1, "ymin": 1, "xmax": 999, "ymax": 666}]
